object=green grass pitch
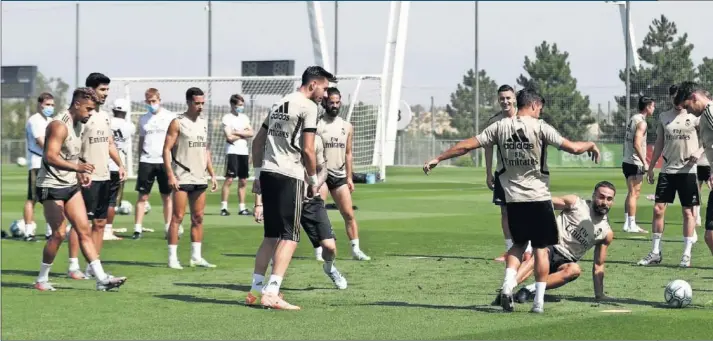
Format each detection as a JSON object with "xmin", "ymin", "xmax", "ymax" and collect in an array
[{"xmin": 1, "ymin": 166, "xmax": 712, "ymax": 340}]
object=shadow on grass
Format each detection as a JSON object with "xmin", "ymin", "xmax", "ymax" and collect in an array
[
  {"xmin": 557, "ymin": 294, "xmax": 678, "ymax": 309},
  {"xmin": 173, "ymin": 282, "xmax": 332, "ymax": 292},
  {"xmin": 103, "ymin": 260, "xmax": 166, "ymax": 268},
  {"xmin": 222, "ymin": 253, "xmax": 313, "ymax": 261},
  {"xmin": 693, "ymin": 288, "xmax": 712, "ymax": 293},
  {"xmin": 386, "ymin": 254, "xmax": 490, "ymax": 261},
  {"xmin": 1, "ymin": 281, "xmax": 87, "ymax": 291},
  {"xmin": 154, "ymin": 294, "xmax": 263, "ymax": 309},
  {"xmin": 362, "ymin": 301, "xmax": 505, "ymax": 314},
  {"xmin": 1, "ymin": 269, "xmax": 63, "ymax": 278}
]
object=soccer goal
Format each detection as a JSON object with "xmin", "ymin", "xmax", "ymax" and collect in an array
[{"xmin": 106, "ymin": 75, "xmax": 386, "ymax": 181}]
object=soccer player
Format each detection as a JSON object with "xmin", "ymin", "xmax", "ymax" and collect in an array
[
  {"xmin": 34, "ymin": 87, "xmax": 126, "ymax": 291},
  {"xmin": 220, "ymin": 94, "xmax": 253, "ymax": 216},
  {"xmin": 637, "ymin": 87, "xmax": 702, "ymax": 268},
  {"xmin": 693, "ymin": 90, "xmax": 713, "ymax": 227},
  {"xmin": 67, "ymin": 73, "xmax": 127, "ymax": 279},
  {"xmin": 423, "ymin": 88, "xmax": 600, "ymax": 313},
  {"xmin": 492, "ymin": 182, "xmax": 615, "ymax": 305},
  {"xmin": 675, "ymin": 82, "xmax": 713, "ymax": 257},
  {"xmin": 22, "ymin": 92, "xmax": 55, "ymax": 241},
  {"xmin": 315, "ymin": 87, "xmax": 370, "ymax": 261},
  {"xmin": 484, "ymin": 85, "xmax": 532, "ymax": 262},
  {"xmin": 106, "ymin": 98, "xmax": 136, "ymax": 240},
  {"xmin": 621, "ymin": 96, "xmax": 655, "ymax": 233},
  {"xmin": 134, "ymin": 88, "xmax": 178, "ymax": 239},
  {"xmin": 246, "ymin": 66, "xmax": 333, "ymax": 310}
]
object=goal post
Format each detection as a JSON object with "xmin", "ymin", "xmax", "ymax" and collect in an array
[{"xmin": 106, "ymin": 75, "xmax": 386, "ymax": 182}]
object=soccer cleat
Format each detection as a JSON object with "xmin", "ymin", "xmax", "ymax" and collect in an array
[
  {"xmin": 67, "ymin": 269, "xmax": 89, "ymax": 280},
  {"xmin": 220, "ymin": 208, "xmax": 230, "ymax": 216},
  {"xmin": 190, "ymin": 258, "xmax": 216, "ymax": 268},
  {"xmin": 494, "ymin": 252, "xmax": 507, "ymax": 262},
  {"xmin": 112, "ymin": 228, "xmax": 128, "ymax": 233},
  {"xmin": 103, "ymin": 233, "xmax": 122, "ymax": 241},
  {"xmin": 142, "ymin": 227, "xmax": 155, "ymax": 233},
  {"xmin": 515, "ymin": 287, "xmax": 535, "ymax": 303},
  {"xmin": 96, "ymin": 275, "xmax": 127, "ymax": 291},
  {"xmin": 500, "ymin": 292, "xmax": 515, "ymax": 312},
  {"xmin": 679, "ymin": 254, "xmax": 691, "ymax": 268},
  {"xmin": 168, "ymin": 259, "xmax": 183, "ymax": 270},
  {"xmin": 238, "ymin": 209, "xmax": 251, "ymax": 216},
  {"xmin": 260, "ymin": 293, "xmax": 301, "ymax": 310},
  {"xmin": 24, "ymin": 235, "xmax": 37, "ymax": 242},
  {"xmin": 324, "ymin": 265, "xmax": 348, "ymax": 290},
  {"xmin": 352, "ymin": 250, "xmax": 371, "ymax": 261},
  {"xmin": 34, "ymin": 281, "xmax": 56, "ymax": 291},
  {"xmin": 530, "ymin": 302, "xmax": 544, "ymax": 314},
  {"xmin": 132, "ymin": 232, "xmax": 142, "ymax": 240},
  {"xmin": 624, "ymin": 225, "xmax": 648, "ymax": 233},
  {"xmin": 491, "ymin": 289, "xmax": 502, "ymax": 306},
  {"xmin": 315, "ymin": 254, "xmax": 325, "ymax": 262},
  {"xmin": 637, "ymin": 252, "xmax": 662, "ymax": 266},
  {"xmin": 245, "ymin": 290, "xmax": 284, "ymax": 305}
]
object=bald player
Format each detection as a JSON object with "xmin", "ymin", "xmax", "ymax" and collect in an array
[
  {"xmin": 164, "ymin": 87, "xmax": 218, "ymax": 269},
  {"xmin": 638, "ymin": 86, "xmax": 703, "ymax": 268},
  {"xmin": 34, "ymin": 87, "xmax": 126, "ymax": 292},
  {"xmin": 621, "ymin": 96, "xmax": 655, "ymax": 234},
  {"xmin": 424, "ymin": 88, "xmax": 600, "ymax": 313},
  {"xmin": 493, "ymin": 182, "xmax": 615, "ymax": 305}
]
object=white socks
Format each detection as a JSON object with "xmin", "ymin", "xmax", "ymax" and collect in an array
[
  {"xmin": 37, "ymin": 263, "xmax": 52, "ymax": 283},
  {"xmin": 164, "ymin": 223, "xmax": 170, "ymax": 233},
  {"xmin": 68, "ymin": 258, "xmax": 80, "ymax": 271},
  {"xmin": 263, "ymin": 275, "xmax": 283, "ymax": 294},
  {"xmin": 25, "ymin": 223, "xmax": 37, "ymax": 236},
  {"xmin": 504, "ymin": 238, "xmax": 513, "ymax": 251},
  {"xmin": 315, "ymin": 246, "xmax": 323, "ymax": 258},
  {"xmin": 134, "ymin": 224, "xmax": 142, "ymax": 233},
  {"xmin": 683, "ymin": 237, "xmax": 694, "ymax": 256},
  {"xmin": 168, "ymin": 245, "xmax": 178, "ymax": 261},
  {"xmin": 239, "ymin": 203, "xmax": 246, "ymax": 211},
  {"xmin": 525, "ymin": 283, "xmax": 537, "ymax": 292},
  {"xmin": 534, "ymin": 282, "xmax": 546, "ymax": 305},
  {"xmin": 191, "ymin": 242, "xmax": 202, "ymax": 261},
  {"xmin": 627, "ymin": 215, "xmax": 636, "ymax": 227},
  {"xmin": 251, "ymin": 273, "xmax": 265, "ymax": 292},
  {"xmin": 221, "ymin": 201, "xmax": 228, "ymax": 210},
  {"xmin": 502, "ymin": 268, "xmax": 517, "ymax": 294},
  {"xmin": 652, "ymin": 233, "xmax": 662, "ymax": 254},
  {"xmin": 350, "ymin": 239, "xmax": 360, "ymax": 253},
  {"xmin": 45, "ymin": 224, "xmax": 52, "ymax": 238},
  {"xmin": 525, "ymin": 241, "xmax": 533, "ymax": 254},
  {"xmin": 89, "ymin": 259, "xmax": 107, "ymax": 281}
]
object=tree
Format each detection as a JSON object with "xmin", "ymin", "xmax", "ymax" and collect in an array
[
  {"xmin": 445, "ymin": 68, "xmax": 500, "ymax": 139},
  {"xmin": 517, "ymin": 41, "xmax": 594, "ymax": 140},
  {"xmin": 1, "ymin": 72, "xmax": 70, "ymax": 139},
  {"xmin": 698, "ymin": 57, "xmax": 713, "ymax": 93}
]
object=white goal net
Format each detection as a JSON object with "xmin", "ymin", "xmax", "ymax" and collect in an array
[{"xmin": 105, "ymin": 75, "xmax": 386, "ymax": 181}]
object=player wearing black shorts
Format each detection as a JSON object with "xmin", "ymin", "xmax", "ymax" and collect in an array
[
  {"xmin": 621, "ymin": 96, "xmax": 655, "ymax": 233},
  {"xmin": 695, "ymin": 134, "xmax": 710, "ymax": 227},
  {"xmin": 424, "ymin": 88, "xmax": 600, "ymax": 314},
  {"xmin": 105, "ymin": 98, "xmax": 136, "ymax": 240},
  {"xmin": 220, "ymin": 94, "xmax": 254, "ymax": 216}
]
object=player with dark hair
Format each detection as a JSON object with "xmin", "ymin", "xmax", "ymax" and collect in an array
[
  {"xmin": 638, "ymin": 85, "xmax": 703, "ymax": 268},
  {"xmin": 492, "ymin": 181, "xmax": 615, "ymax": 305},
  {"xmin": 220, "ymin": 93, "xmax": 254, "ymax": 216},
  {"xmin": 314, "ymin": 86, "xmax": 370, "ymax": 261},
  {"xmin": 105, "ymin": 98, "xmax": 136, "ymax": 240},
  {"xmin": 484, "ymin": 84, "xmax": 532, "ymax": 262},
  {"xmin": 247, "ymin": 66, "xmax": 333, "ymax": 310},
  {"xmin": 34, "ymin": 87, "xmax": 126, "ymax": 291},
  {"xmin": 164, "ymin": 87, "xmax": 218, "ymax": 269},
  {"xmin": 621, "ymin": 96, "xmax": 655, "ymax": 233},
  {"xmin": 675, "ymin": 81, "xmax": 713, "ymax": 257},
  {"xmin": 424, "ymin": 88, "xmax": 600, "ymax": 313}
]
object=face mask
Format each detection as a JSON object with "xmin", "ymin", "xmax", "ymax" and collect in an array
[
  {"xmin": 42, "ymin": 107, "xmax": 54, "ymax": 117},
  {"xmin": 146, "ymin": 103, "xmax": 160, "ymax": 113},
  {"xmin": 235, "ymin": 106, "xmax": 244, "ymax": 114}
]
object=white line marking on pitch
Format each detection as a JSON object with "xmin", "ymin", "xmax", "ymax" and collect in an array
[{"xmin": 599, "ymin": 309, "xmax": 632, "ymax": 313}]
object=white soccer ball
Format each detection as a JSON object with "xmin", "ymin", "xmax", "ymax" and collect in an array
[
  {"xmin": 664, "ymin": 279, "xmax": 693, "ymax": 308},
  {"xmin": 16, "ymin": 157, "xmax": 27, "ymax": 167},
  {"xmin": 117, "ymin": 200, "xmax": 133, "ymax": 215},
  {"xmin": 144, "ymin": 202, "xmax": 151, "ymax": 214},
  {"xmin": 10, "ymin": 220, "xmax": 25, "ymax": 238}
]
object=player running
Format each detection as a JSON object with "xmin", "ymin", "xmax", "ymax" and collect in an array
[
  {"xmin": 637, "ymin": 86, "xmax": 702, "ymax": 268},
  {"xmin": 424, "ymin": 88, "xmax": 600, "ymax": 313},
  {"xmin": 246, "ymin": 66, "xmax": 333, "ymax": 310},
  {"xmin": 492, "ymin": 181, "xmax": 615, "ymax": 305},
  {"xmin": 105, "ymin": 98, "xmax": 136, "ymax": 240},
  {"xmin": 315, "ymin": 87, "xmax": 370, "ymax": 261},
  {"xmin": 164, "ymin": 87, "xmax": 218, "ymax": 269},
  {"xmin": 675, "ymin": 82, "xmax": 713, "ymax": 257},
  {"xmin": 621, "ymin": 96, "xmax": 655, "ymax": 233},
  {"xmin": 220, "ymin": 94, "xmax": 254, "ymax": 216},
  {"xmin": 34, "ymin": 87, "xmax": 126, "ymax": 291}
]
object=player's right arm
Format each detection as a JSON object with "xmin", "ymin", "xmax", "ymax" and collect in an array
[
  {"xmin": 301, "ymin": 104, "xmax": 319, "ymax": 196},
  {"xmin": 551, "ymin": 195, "xmax": 579, "ymax": 211},
  {"xmin": 251, "ymin": 119, "xmax": 268, "ymax": 195},
  {"xmin": 44, "ymin": 121, "xmax": 94, "ymax": 173},
  {"xmin": 647, "ymin": 122, "xmax": 665, "ymax": 184},
  {"xmin": 593, "ymin": 229, "xmax": 614, "ymax": 301},
  {"xmin": 31, "ymin": 119, "xmax": 47, "ymax": 149},
  {"xmin": 633, "ymin": 120, "xmax": 649, "ymax": 170},
  {"xmin": 424, "ymin": 123, "xmax": 496, "ymax": 174},
  {"xmin": 162, "ymin": 119, "xmax": 181, "ymax": 192},
  {"xmin": 253, "ymin": 193, "xmax": 263, "ymax": 223}
]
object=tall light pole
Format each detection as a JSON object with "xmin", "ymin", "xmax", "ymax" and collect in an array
[
  {"xmin": 207, "ymin": 1, "xmax": 214, "ymax": 136},
  {"xmin": 625, "ymin": 1, "xmax": 631, "ymax": 118},
  {"xmin": 334, "ymin": 1, "xmax": 338, "ymax": 75},
  {"xmin": 473, "ymin": 1, "xmax": 480, "ymax": 167},
  {"xmin": 75, "ymin": 2, "xmax": 80, "ymax": 88}
]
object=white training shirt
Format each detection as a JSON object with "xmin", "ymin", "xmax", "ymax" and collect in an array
[
  {"xmin": 109, "ymin": 117, "xmax": 136, "ymax": 172},
  {"xmin": 25, "ymin": 112, "xmax": 50, "ymax": 170},
  {"xmin": 222, "ymin": 113, "xmax": 251, "ymax": 155},
  {"xmin": 138, "ymin": 109, "xmax": 176, "ymax": 164}
]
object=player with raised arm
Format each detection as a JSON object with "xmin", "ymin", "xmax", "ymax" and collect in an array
[
  {"xmin": 675, "ymin": 82, "xmax": 713, "ymax": 257},
  {"xmin": 164, "ymin": 87, "xmax": 218, "ymax": 269},
  {"xmin": 67, "ymin": 73, "xmax": 127, "ymax": 280},
  {"xmin": 693, "ymin": 90, "xmax": 713, "ymax": 227},
  {"xmin": 493, "ymin": 182, "xmax": 615, "ymax": 304},
  {"xmin": 246, "ymin": 66, "xmax": 333, "ymax": 310},
  {"xmin": 220, "ymin": 94, "xmax": 254, "ymax": 216},
  {"xmin": 134, "ymin": 88, "xmax": 178, "ymax": 239},
  {"xmin": 423, "ymin": 88, "xmax": 600, "ymax": 313},
  {"xmin": 637, "ymin": 86, "xmax": 703, "ymax": 268},
  {"xmin": 105, "ymin": 98, "xmax": 136, "ymax": 240},
  {"xmin": 621, "ymin": 96, "xmax": 655, "ymax": 234},
  {"xmin": 315, "ymin": 87, "xmax": 370, "ymax": 261},
  {"xmin": 484, "ymin": 85, "xmax": 532, "ymax": 262},
  {"xmin": 34, "ymin": 87, "xmax": 126, "ymax": 291},
  {"xmin": 22, "ymin": 92, "xmax": 55, "ymax": 241}
]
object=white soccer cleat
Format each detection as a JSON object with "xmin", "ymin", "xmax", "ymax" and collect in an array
[
  {"xmin": 637, "ymin": 252, "xmax": 662, "ymax": 266},
  {"xmin": 168, "ymin": 259, "xmax": 183, "ymax": 270},
  {"xmin": 142, "ymin": 227, "xmax": 155, "ymax": 233},
  {"xmin": 112, "ymin": 228, "xmax": 128, "ymax": 233},
  {"xmin": 679, "ymin": 254, "xmax": 691, "ymax": 268},
  {"xmin": 96, "ymin": 275, "xmax": 127, "ymax": 291},
  {"xmin": 530, "ymin": 302, "xmax": 544, "ymax": 314},
  {"xmin": 190, "ymin": 258, "xmax": 216, "ymax": 268},
  {"xmin": 352, "ymin": 250, "xmax": 371, "ymax": 261},
  {"xmin": 324, "ymin": 265, "xmax": 348, "ymax": 290},
  {"xmin": 67, "ymin": 269, "xmax": 89, "ymax": 280},
  {"xmin": 103, "ymin": 233, "xmax": 123, "ymax": 241},
  {"xmin": 34, "ymin": 281, "xmax": 57, "ymax": 291},
  {"xmin": 624, "ymin": 225, "xmax": 647, "ymax": 233}
]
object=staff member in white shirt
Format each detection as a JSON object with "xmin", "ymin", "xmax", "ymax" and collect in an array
[
  {"xmin": 22, "ymin": 92, "xmax": 55, "ymax": 241},
  {"xmin": 105, "ymin": 98, "xmax": 136, "ymax": 240},
  {"xmin": 220, "ymin": 94, "xmax": 254, "ymax": 216}
]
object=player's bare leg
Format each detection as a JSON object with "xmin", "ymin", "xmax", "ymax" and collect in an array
[
  {"xmin": 220, "ymin": 177, "xmax": 233, "ymax": 215},
  {"xmin": 161, "ymin": 192, "xmax": 174, "ymax": 234},
  {"xmin": 512, "ymin": 257, "xmax": 581, "ymax": 303},
  {"xmin": 624, "ymin": 175, "xmax": 647, "ymax": 233},
  {"xmin": 695, "ymin": 181, "xmax": 704, "ymax": 227},
  {"xmin": 22, "ymin": 199, "xmax": 39, "ymax": 240},
  {"xmin": 530, "ymin": 247, "xmax": 551, "ymax": 313},
  {"xmin": 67, "ymin": 226, "xmax": 86, "ymax": 279},
  {"xmin": 246, "ymin": 237, "xmax": 279, "ymax": 305},
  {"xmin": 639, "ymin": 203, "xmax": 667, "ymax": 265},
  {"xmin": 238, "ymin": 178, "xmax": 248, "ymax": 214},
  {"xmin": 187, "ymin": 190, "xmax": 213, "ymax": 268},
  {"xmin": 330, "ymin": 184, "xmax": 370, "ymax": 260},
  {"xmin": 320, "ymin": 238, "xmax": 347, "ymax": 289},
  {"xmin": 679, "ymin": 206, "xmax": 696, "ymax": 267},
  {"xmin": 498, "ymin": 242, "xmax": 526, "ymax": 312},
  {"xmin": 167, "ymin": 190, "xmax": 187, "ymax": 269},
  {"xmin": 82, "ymin": 217, "xmax": 108, "ymax": 278}
]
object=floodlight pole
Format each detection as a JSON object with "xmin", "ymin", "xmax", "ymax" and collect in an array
[
  {"xmin": 474, "ymin": 1, "xmax": 480, "ymax": 167},
  {"xmin": 625, "ymin": 1, "xmax": 631, "ymax": 118},
  {"xmin": 75, "ymin": 2, "xmax": 80, "ymax": 88}
]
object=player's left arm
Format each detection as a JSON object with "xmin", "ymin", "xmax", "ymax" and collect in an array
[
  {"xmin": 551, "ymin": 195, "xmax": 579, "ymax": 211},
  {"xmin": 345, "ymin": 123, "xmax": 354, "ymax": 191},
  {"xmin": 162, "ymin": 119, "xmax": 181, "ymax": 191},
  {"xmin": 424, "ymin": 123, "xmax": 495, "ymax": 174},
  {"xmin": 251, "ymin": 120, "xmax": 268, "ymax": 195},
  {"xmin": 205, "ymin": 148, "xmax": 218, "ymax": 192},
  {"xmin": 108, "ymin": 135, "xmax": 126, "ymax": 181},
  {"xmin": 689, "ymin": 117, "xmax": 705, "ymax": 163},
  {"xmin": 235, "ymin": 118, "xmax": 254, "ymax": 138},
  {"xmin": 593, "ymin": 229, "xmax": 614, "ymax": 300}
]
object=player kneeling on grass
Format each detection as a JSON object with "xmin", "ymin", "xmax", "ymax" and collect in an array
[{"xmin": 493, "ymin": 181, "xmax": 615, "ymax": 305}]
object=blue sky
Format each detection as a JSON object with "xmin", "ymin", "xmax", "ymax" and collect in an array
[{"xmin": 2, "ymin": 1, "xmax": 712, "ymax": 110}]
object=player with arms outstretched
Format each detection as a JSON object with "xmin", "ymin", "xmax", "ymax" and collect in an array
[
  {"xmin": 424, "ymin": 88, "xmax": 600, "ymax": 313},
  {"xmin": 621, "ymin": 96, "xmax": 655, "ymax": 233}
]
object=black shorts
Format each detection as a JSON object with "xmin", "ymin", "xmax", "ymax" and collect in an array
[
  {"xmin": 108, "ymin": 171, "xmax": 125, "ymax": 207},
  {"xmin": 135, "ymin": 162, "xmax": 171, "ymax": 195},
  {"xmin": 82, "ymin": 180, "xmax": 111, "ymax": 220},
  {"xmin": 547, "ymin": 246, "xmax": 575, "ymax": 274},
  {"xmin": 622, "ymin": 162, "xmax": 645, "ymax": 179},
  {"xmin": 697, "ymin": 165, "xmax": 711, "ymax": 182},
  {"xmin": 225, "ymin": 154, "xmax": 249, "ymax": 179},
  {"xmin": 492, "ymin": 171, "xmax": 505, "ymax": 206},
  {"xmin": 36, "ymin": 185, "xmax": 80, "ymax": 204},
  {"xmin": 654, "ymin": 173, "xmax": 699, "ymax": 207},
  {"xmin": 326, "ymin": 175, "xmax": 347, "ymax": 190},
  {"xmin": 301, "ymin": 197, "xmax": 336, "ymax": 248},
  {"xmin": 261, "ymin": 171, "xmax": 305, "ymax": 242},
  {"xmin": 704, "ymin": 191, "xmax": 713, "ymax": 231},
  {"xmin": 27, "ymin": 169, "xmax": 39, "ymax": 201},
  {"xmin": 178, "ymin": 184, "xmax": 208, "ymax": 194},
  {"xmin": 506, "ymin": 200, "xmax": 559, "ymax": 249}
]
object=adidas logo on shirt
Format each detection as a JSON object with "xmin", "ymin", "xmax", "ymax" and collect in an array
[{"xmin": 503, "ymin": 128, "xmax": 534, "ymax": 150}]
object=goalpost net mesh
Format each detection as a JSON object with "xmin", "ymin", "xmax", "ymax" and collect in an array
[{"xmin": 106, "ymin": 75, "xmax": 385, "ymax": 181}]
